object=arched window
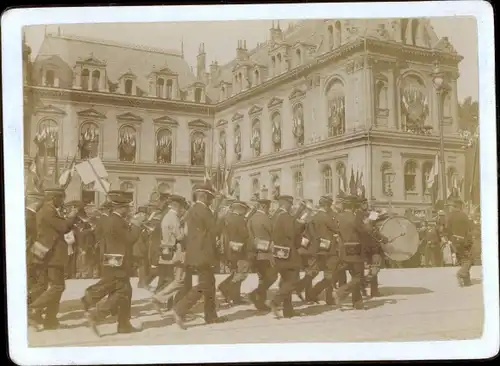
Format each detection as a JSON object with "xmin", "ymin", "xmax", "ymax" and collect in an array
[
  {"xmin": 91, "ymin": 70, "xmax": 100, "ymax": 91},
  {"xmin": 166, "ymin": 79, "xmax": 173, "ymax": 99},
  {"xmin": 326, "ymin": 79, "xmax": 346, "ymax": 137},
  {"xmin": 252, "ymin": 178, "xmax": 260, "ymax": 200},
  {"xmin": 422, "ymin": 161, "xmax": 433, "ymax": 197},
  {"xmin": 296, "ymin": 49, "xmax": 302, "ymax": 66},
  {"xmin": 156, "ymin": 128, "xmax": 173, "ymax": 164},
  {"xmin": 81, "ymin": 69, "xmax": 90, "ymax": 90},
  {"xmin": 271, "ymin": 112, "xmax": 282, "ymax": 152},
  {"xmin": 404, "ymin": 160, "xmax": 418, "ymax": 193},
  {"xmin": 292, "ymin": 103, "xmax": 305, "ymax": 146},
  {"xmin": 251, "ymin": 119, "xmax": 261, "ymax": 157},
  {"xmin": 194, "ymin": 88, "xmax": 202, "ymax": 103},
  {"xmin": 376, "ymin": 80, "xmax": 388, "ymax": 110},
  {"xmin": 381, "ymin": 162, "xmax": 395, "ymax": 196},
  {"xmin": 254, "ymin": 69, "xmax": 260, "ymax": 85},
  {"xmin": 336, "ymin": 162, "xmax": 346, "ymax": 196},
  {"xmin": 401, "ymin": 75, "xmax": 428, "ymax": 131},
  {"xmin": 294, "ymin": 171, "xmax": 304, "ymax": 198},
  {"xmin": 234, "ymin": 124, "xmax": 242, "ymax": 161},
  {"xmin": 335, "ymin": 21, "xmax": 342, "ymax": 47},
  {"xmin": 124, "ymin": 79, "xmax": 133, "ymax": 95},
  {"xmin": 322, "ymin": 165, "xmax": 333, "ymax": 195},
  {"xmin": 271, "ymin": 174, "xmax": 280, "ymax": 199},
  {"xmin": 190, "ymin": 131, "xmax": 206, "ymax": 166},
  {"xmin": 37, "ymin": 119, "xmax": 58, "ymax": 157},
  {"xmin": 118, "ymin": 125, "xmax": 137, "ymax": 162},
  {"xmin": 120, "ymin": 181, "xmax": 135, "ymax": 206},
  {"xmin": 45, "ymin": 70, "xmax": 55, "ymax": 87},
  {"xmin": 328, "ymin": 25, "xmax": 334, "ymax": 48},
  {"xmin": 81, "ymin": 182, "xmax": 96, "ymax": 205},
  {"xmin": 79, "ymin": 122, "xmax": 99, "ymax": 159},
  {"xmin": 156, "ymin": 78, "xmax": 165, "ymax": 98}
]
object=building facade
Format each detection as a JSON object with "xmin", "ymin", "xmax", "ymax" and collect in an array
[{"xmin": 24, "ymin": 18, "xmax": 466, "ymax": 215}]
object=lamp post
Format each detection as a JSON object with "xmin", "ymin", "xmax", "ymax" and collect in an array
[
  {"xmin": 432, "ymin": 62, "xmax": 451, "ymax": 202},
  {"xmin": 387, "ymin": 171, "xmax": 396, "ymax": 213}
]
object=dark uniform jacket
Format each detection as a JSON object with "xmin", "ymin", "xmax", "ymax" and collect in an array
[
  {"xmin": 336, "ymin": 210, "xmax": 370, "ymax": 263},
  {"xmin": 445, "ymin": 210, "xmax": 471, "ymax": 251},
  {"xmin": 35, "ymin": 202, "xmax": 77, "ymax": 267},
  {"xmin": 26, "ymin": 209, "xmax": 37, "ymax": 248},
  {"xmin": 103, "ymin": 211, "xmax": 141, "ymax": 277},
  {"xmin": 247, "ymin": 210, "xmax": 273, "ymax": 261},
  {"xmin": 272, "ymin": 208, "xmax": 302, "ymax": 269},
  {"xmin": 185, "ymin": 201, "xmax": 218, "ymax": 267},
  {"xmin": 304, "ymin": 209, "xmax": 339, "ymax": 256},
  {"xmin": 222, "ymin": 212, "xmax": 249, "ymax": 262}
]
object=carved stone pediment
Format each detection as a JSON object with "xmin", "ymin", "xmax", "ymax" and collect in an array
[
  {"xmin": 288, "ymin": 87, "xmax": 306, "ymax": 102},
  {"xmin": 77, "ymin": 108, "xmax": 106, "ymax": 119},
  {"xmin": 116, "ymin": 112, "xmax": 143, "ymax": 123},
  {"xmin": 232, "ymin": 112, "xmax": 244, "ymax": 122},
  {"xmin": 433, "ymin": 37, "xmax": 457, "ymax": 54},
  {"xmin": 119, "ymin": 69, "xmax": 137, "ymax": 80},
  {"xmin": 188, "ymin": 119, "xmax": 211, "ymax": 129},
  {"xmin": 267, "ymin": 97, "xmax": 284, "ymax": 109},
  {"xmin": 153, "ymin": 115, "xmax": 179, "ymax": 127},
  {"xmin": 189, "ymin": 81, "xmax": 206, "ymax": 88},
  {"xmin": 77, "ymin": 54, "xmax": 106, "ymax": 67},
  {"xmin": 35, "ymin": 104, "xmax": 66, "ymax": 116},
  {"xmin": 248, "ymin": 104, "xmax": 263, "ymax": 116},
  {"xmin": 217, "ymin": 119, "xmax": 228, "ymax": 127}
]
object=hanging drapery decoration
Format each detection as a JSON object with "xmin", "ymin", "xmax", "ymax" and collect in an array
[
  {"xmin": 156, "ymin": 130, "xmax": 172, "ymax": 164},
  {"xmin": 234, "ymin": 125, "xmax": 242, "ymax": 161},
  {"xmin": 401, "ymin": 81, "xmax": 429, "ymax": 133},
  {"xmin": 118, "ymin": 127, "xmax": 136, "ymax": 162},
  {"xmin": 79, "ymin": 124, "xmax": 99, "ymax": 159},
  {"xmin": 191, "ymin": 132, "xmax": 206, "ymax": 166},
  {"xmin": 328, "ymin": 95, "xmax": 345, "ymax": 137},
  {"xmin": 292, "ymin": 104, "xmax": 305, "ymax": 146}
]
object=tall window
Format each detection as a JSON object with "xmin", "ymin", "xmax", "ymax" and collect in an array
[
  {"xmin": 91, "ymin": 70, "xmax": 100, "ymax": 91},
  {"xmin": 271, "ymin": 112, "xmax": 282, "ymax": 152},
  {"xmin": 156, "ymin": 78, "xmax": 165, "ymax": 98},
  {"xmin": 322, "ymin": 165, "xmax": 333, "ymax": 195},
  {"xmin": 233, "ymin": 179, "xmax": 241, "ymax": 200},
  {"xmin": 45, "ymin": 70, "xmax": 55, "ymax": 87},
  {"xmin": 166, "ymin": 80, "xmax": 173, "ymax": 99},
  {"xmin": 194, "ymin": 88, "xmax": 202, "ymax": 103},
  {"xmin": 118, "ymin": 125, "xmax": 137, "ymax": 162},
  {"xmin": 156, "ymin": 128, "xmax": 173, "ymax": 164},
  {"xmin": 254, "ymin": 70, "xmax": 260, "ymax": 85},
  {"xmin": 252, "ymin": 178, "xmax": 260, "ymax": 200},
  {"xmin": 328, "ymin": 25, "xmax": 334, "ymax": 48},
  {"xmin": 37, "ymin": 119, "xmax": 58, "ymax": 157},
  {"xmin": 447, "ymin": 166, "xmax": 460, "ymax": 197},
  {"xmin": 125, "ymin": 79, "xmax": 133, "ymax": 95},
  {"xmin": 81, "ymin": 69, "xmax": 90, "ymax": 90},
  {"xmin": 294, "ymin": 171, "xmax": 304, "ymax": 198},
  {"xmin": 296, "ymin": 49, "xmax": 302, "ymax": 66},
  {"xmin": 326, "ymin": 79, "xmax": 346, "ymax": 137},
  {"xmin": 79, "ymin": 122, "xmax": 99, "ymax": 159},
  {"xmin": 404, "ymin": 160, "xmax": 418, "ymax": 193},
  {"xmin": 376, "ymin": 80, "xmax": 388, "ymax": 110},
  {"xmin": 81, "ymin": 182, "xmax": 96, "ymax": 205},
  {"xmin": 381, "ymin": 162, "xmax": 394, "ymax": 196},
  {"xmin": 120, "ymin": 181, "xmax": 135, "ymax": 207}
]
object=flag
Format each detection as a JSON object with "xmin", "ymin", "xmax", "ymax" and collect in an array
[
  {"xmin": 427, "ymin": 154, "xmax": 439, "ymax": 204},
  {"xmin": 225, "ymin": 165, "xmax": 234, "ymax": 195},
  {"xmin": 58, "ymin": 154, "xmax": 77, "ymax": 189},
  {"xmin": 349, "ymin": 167, "xmax": 356, "ymax": 196},
  {"xmin": 75, "ymin": 157, "xmax": 109, "ymax": 193},
  {"xmin": 339, "ymin": 172, "xmax": 346, "ymax": 196}
]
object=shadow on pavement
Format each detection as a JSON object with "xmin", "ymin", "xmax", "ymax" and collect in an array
[
  {"xmin": 378, "ymin": 286, "xmax": 433, "ymax": 296},
  {"xmin": 470, "ymin": 278, "xmax": 482, "ymax": 286}
]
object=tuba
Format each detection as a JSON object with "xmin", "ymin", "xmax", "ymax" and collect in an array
[{"xmin": 294, "ymin": 199, "xmax": 315, "ymax": 224}]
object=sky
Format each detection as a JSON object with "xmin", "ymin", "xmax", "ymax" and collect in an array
[{"xmin": 24, "ymin": 17, "xmax": 478, "ymax": 101}]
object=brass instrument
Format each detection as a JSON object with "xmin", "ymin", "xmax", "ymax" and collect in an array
[
  {"xmin": 244, "ymin": 205, "xmax": 258, "ymax": 221},
  {"xmin": 294, "ymin": 199, "xmax": 315, "ymax": 224}
]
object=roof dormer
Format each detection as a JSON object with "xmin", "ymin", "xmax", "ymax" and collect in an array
[
  {"xmin": 148, "ymin": 64, "xmax": 179, "ymax": 99},
  {"xmin": 232, "ymin": 61, "xmax": 253, "ymax": 95},
  {"xmin": 219, "ymin": 80, "xmax": 232, "ymax": 101},
  {"xmin": 187, "ymin": 81, "xmax": 206, "ymax": 103},
  {"xmin": 292, "ymin": 42, "xmax": 316, "ymax": 68},
  {"xmin": 74, "ymin": 53, "xmax": 107, "ymax": 91},
  {"xmin": 118, "ymin": 69, "xmax": 137, "ymax": 96},
  {"xmin": 252, "ymin": 64, "xmax": 268, "ymax": 86},
  {"xmin": 269, "ymin": 42, "xmax": 291, "ymax": 78}
]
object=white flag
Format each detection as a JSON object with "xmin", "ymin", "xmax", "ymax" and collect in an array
[
  {"xmin": 75, "ymin": 158, "xmax": 108, "ymax": 185},
  {"xmin": 427, "ymin": 154, "xmax": 439, "ymax": 189}
]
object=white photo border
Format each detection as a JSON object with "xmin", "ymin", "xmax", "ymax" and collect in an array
[{"xmin": 2, "ymin": 2, "xmax": 498, "ymax": 364}]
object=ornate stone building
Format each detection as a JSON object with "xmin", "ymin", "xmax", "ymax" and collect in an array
[{"xmin": 24, "ymin": 19, "xmax": 467, "ymax": 214}]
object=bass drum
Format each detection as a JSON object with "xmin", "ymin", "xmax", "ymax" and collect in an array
[{"xmin": 375, "ymin": 215, "xmax": 420, "ymax": 262}]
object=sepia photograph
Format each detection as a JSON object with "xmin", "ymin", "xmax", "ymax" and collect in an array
[{"xmin": 2, "ymin": 2, "xmax": 498, "ymax": 364}]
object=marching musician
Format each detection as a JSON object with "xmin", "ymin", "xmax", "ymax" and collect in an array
[
  {"xmin": 445, "ymin": 199, "xmax": 472, "ymax": 287},
  {"xmin": 86, "ymin": 190, "xmax": 145, "ymax": 336},
  {"xmin": 266, "ymin": 195, "xmax": 304, "ymax": 319},
  {"xmin": 332, "ymin": 195, "xmax": 384, "ymax": 310},
  {"xmin": 28, "ymin": 187, "xmax": 79, "ymax": 331},
  {"xmin": 304, "ymin": 195, "xmax": 341, "ymax": 305},
  {"xmin": 217, "ymin": 200, "xmax": 251, "ymax": 305},
  {"xmin": 333, "ymin": 195, "xmax": 347, "ymax": 289},
  {"xmin": 135, "ymin": 204, "xmax": 154, "ymax": 289},
  {"xmin": 172, "ymin": 183, "xmax": 227, "ymax": 329},
  {"xmin": 247, "ymin": 198, "xmax": 277, "ymax": 311},
  {"xmin": 150, "ymin": 195, "xmax": 188, "ymax": 314},
  {"xmin": 355, "ymin": 197, "xmax": 370, "ymax": 297}
]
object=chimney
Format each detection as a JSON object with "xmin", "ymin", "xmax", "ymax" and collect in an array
[
  {"xmin": 269, "ymin": 20, "xmax": 283, "ymax": 43},
  {"xmin": 209, "ymin": 60, "xmax": 220, "ymax": 81},
  {"xmin": 236, "ymin": 40, "xmax": 248, "ymax": 61},
  {"xmin": 196, "ymin": 42, "xmax": 206, "ymax": 79}
]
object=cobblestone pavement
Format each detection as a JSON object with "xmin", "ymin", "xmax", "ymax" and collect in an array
[{"xmin": 28, "ymin": 266, "xmax": 484, "ymax": 347}]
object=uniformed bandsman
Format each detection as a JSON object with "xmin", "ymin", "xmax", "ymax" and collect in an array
[
  {"xmin": 151, "ymin": 194, "xmax": 188, "ymax": 314},
  {"xmin": 333, "ymin": 195, "xmax": 347, "ymax": 289},
  {"xmin": 304, "ymin": 195, "xmax": 341, "ymax": 305},
  {"xmin": 355, "ymin": 197, "xmax": 371, "ymax": 297},
  {"xmin": 172, "ymin": 183, "xmax": 227, "ymax": 329},
  {"xmin": 135, "ymin": 204, "xmax": 154, "ymax": 289},
  {"xmin": 266, "ymin": 195, "xmax": 304, "ymax": 319},
  {"xmin": 363, "ymin": 207, "xmax": 388, "ymax": 298},
  {"xmin": 247, "ymin": 199, "xmax": 277, "ymax": 310},
  {"xmin": 26, "ymin": 192, "xmax": 46, "ymax": 306},
  {"xmin": 28, "ymin": 187, "xmax": 79, "ymax": 331},
  {"xmin": 445, "ymin": 199, "xmax": 472, "ymax": 287},
  {"xmin": 86, "ymin": 190, "xmax": 144, "ymax": 336}
]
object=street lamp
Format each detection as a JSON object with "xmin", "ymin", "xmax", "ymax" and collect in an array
[{"xmin": 432, "ymin": 61, "xmax": 451, "ymax": 202}]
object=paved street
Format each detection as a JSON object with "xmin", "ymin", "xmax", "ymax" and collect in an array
[{"xmin": 28, "ymin": 266, "xmax": 484, "ymax": 347}]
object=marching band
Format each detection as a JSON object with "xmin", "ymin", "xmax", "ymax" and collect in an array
[{"xmin": 25, "ymin": 182, "xmax": 476, "ymax": 335}]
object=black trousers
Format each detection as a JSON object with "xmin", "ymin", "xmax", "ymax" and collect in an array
[
  {"xmin": 250, "ymin": 260, "xmax": 278, "ymax": 305},
  {"xmin": 91, "ymin": 274, "xmax": 133, "ymax": 327},
  {"xmin": 218, "ymin": 259, "xmax": 251, "ymax": 301},
  {"xmin": 336, "ymin": 261, "xmax": 365, "ymax": 307},
  {"xmin": 27, "ymin": 262, "xmax": 48, "ymax": 305},
  {"xmin": 295, "ymin": 256, "xmax": 321, "ymax": 300},
  {"xmin": 173, "ymin": 265, "xmax": 217, "ymax": 321},
  {"xmin": 271, "ymin": 267, "xmax": 301, "ymax": 317},
  {"xmin": 136, "ymin": 257, "xmax": 150, "ymax": 287},
  {"xmin": 308, "ymin": 256, "xmax": 339, "ymax": 303},
  {"xmin": 29, "ymin": 265, "xmax": 66, "ymax": 323}
]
